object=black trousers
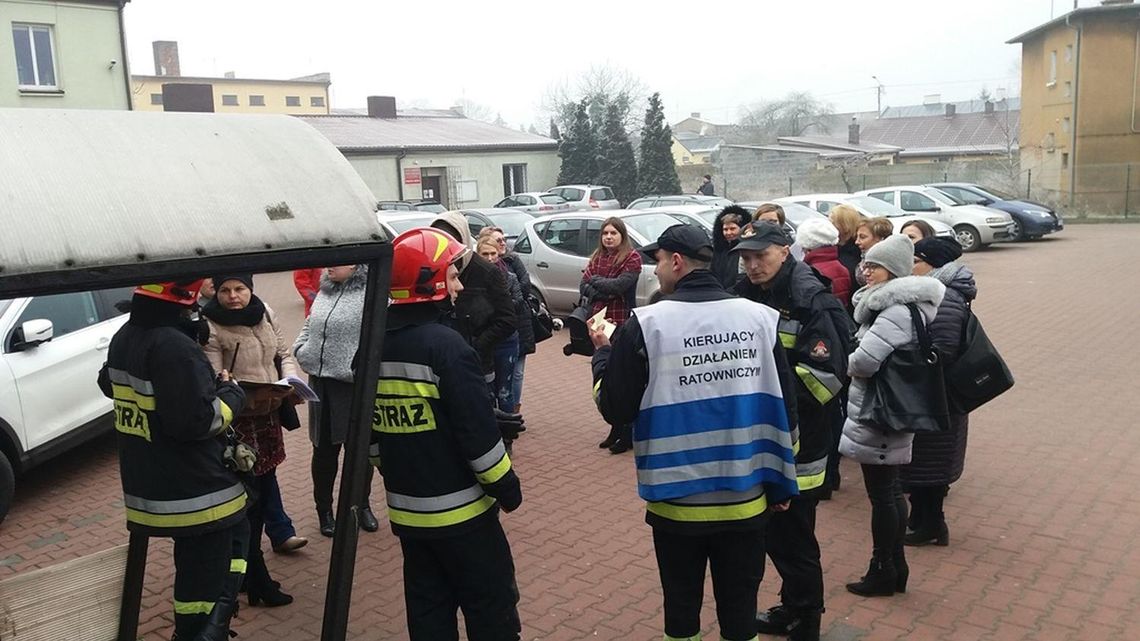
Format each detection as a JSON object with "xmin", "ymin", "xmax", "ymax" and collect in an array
[
  {"xmin": 653, "ymin": 524, "xmax": 767, "ymax": 641},
  {"xmin": 766, "ymin": 496, "xmax": 824, "ymax": 614},
  {"xmin": 861, "ymin": 464, "xmax": 907, "ymax": 560},
  {"xmin": 399, "ymin": 519, "xmax": 521, "ymax": 641},
  {"xmin": 172, "ymin": 520, "xmax": 248, "ymax": 639},
  {"xmin": 311, "ymin": 440, "xmax": 373, "ymax": 511}
]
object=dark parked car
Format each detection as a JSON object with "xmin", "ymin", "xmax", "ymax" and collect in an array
[{"xmin": 928, "ymin": 183, "xmax": 1063, "ymax": 241}]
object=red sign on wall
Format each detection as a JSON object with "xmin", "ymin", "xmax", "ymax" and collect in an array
[{"xmin": 404, "ymin": 167, "xmax": 422, "ymax": 184}]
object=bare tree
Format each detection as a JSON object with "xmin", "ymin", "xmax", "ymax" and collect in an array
[
  {"xmin": 540, "ymin": 64, "xmax": 648, "ymax": 134},
  {"xmin": 732, "ymin": 92, "xmax": 837, "ymax": 144},
  {"xmin": 451, "ymin": 97, "xmax": 496, "ymax": 122}
]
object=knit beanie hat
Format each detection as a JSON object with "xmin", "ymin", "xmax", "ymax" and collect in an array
[
  {"xmin": 795, "ymin": 218, "xmax": 840, "ymax": 251},
  {"xmin": 914, "ymin": 237, "xmax": 963, "ymax": 268},
  {"xmin": 863, "ymin": 234, "xmax": 914, "ymax": 279},
  {"xmin": 211, "ymin": 273, "xmax": 254, "ymax": 291}
]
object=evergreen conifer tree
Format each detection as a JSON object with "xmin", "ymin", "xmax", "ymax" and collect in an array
[
  {"xmin": 636, "ymin": 92, "xmax": 682, "ymax": 197},
  {"xmin": 556, "ymin": 99, "xmax": 596, "ymax": 185},
  {"xmin": 596, "ymin": 99, "xmax": 638, "ymax": 206}
]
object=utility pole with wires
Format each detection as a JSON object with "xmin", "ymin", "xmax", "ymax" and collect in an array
[{"xmin": 872, "ymin": 76, "xmax": 885, "ymax": 117}]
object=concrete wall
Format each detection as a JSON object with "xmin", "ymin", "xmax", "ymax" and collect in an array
[
  {"xmin": 132, "ymin": 76, "xmax": 330, "ymax": 114},
  {"xmin": 344, "ymin": 149, "xmax": 560, "ymax": 208},
  {"xmin": 718, "ymin": 146, "xmax": 819, "ymax": 200},
  {"xmin": 0, "ymin": 0, "xmax": 130, "ymax": 109}
]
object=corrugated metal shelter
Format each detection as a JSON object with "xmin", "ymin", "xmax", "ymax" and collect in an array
[
  {"xmin": 0, "ymin": 108, "xmax": 387, "ymax": 295},
  {"xmin": 0, "ymin": 108, "xmax": 390, "ymax": 641}
]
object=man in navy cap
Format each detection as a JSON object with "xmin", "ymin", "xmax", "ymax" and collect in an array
[{"xmin": 587, "ymin": 224, "xmax": 800, "ymax": 641}]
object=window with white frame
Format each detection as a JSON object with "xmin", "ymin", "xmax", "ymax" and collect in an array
[{"xmin": 12, "ymin": 23, "xmax": 57, "ymax": 89}]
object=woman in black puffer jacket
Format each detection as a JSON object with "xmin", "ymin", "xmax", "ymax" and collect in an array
[{"xmin": 902, "ymin": 238, "xmax": 977, "ymax": 546}]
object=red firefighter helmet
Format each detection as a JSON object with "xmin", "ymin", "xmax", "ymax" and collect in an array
[
  {"xmin": 389, "ymin": 227, "xmax": 469, "ymax": 304},
  {"xmin": 134, "ymin": 280, "xmax": 204, "ymax": 306}
]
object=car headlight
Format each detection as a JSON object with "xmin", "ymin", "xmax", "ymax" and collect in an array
[
  {"xmin": 1026, "ymin": 210, "xmax": 1052, "ymax": 218},
  {"xmin": 986, "ymin": 216, "xmax": 1007, "ymax": 224}
]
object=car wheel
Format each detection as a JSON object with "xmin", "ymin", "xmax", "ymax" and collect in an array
[
  {"xmin": 0, "ymin": 449, "xmax": 13, "ymax": 525},
  {"xmin": 1010, "ymin": 219, "xmax": 1026, "ymax": 241},
  {"xmin": 954, "ymin": 225, "xmax": 981, "ymax": 252}
]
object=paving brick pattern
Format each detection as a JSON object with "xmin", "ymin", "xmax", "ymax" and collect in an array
[{"xmin": 3, "ymin": 226, "xmax": 1139, "ymax": 640}]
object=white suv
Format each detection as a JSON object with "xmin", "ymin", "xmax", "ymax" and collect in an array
[
  {"xmin": 855, "ymin": 186, "xmax": 1015, "ymax": 252},
  {"xmin": 546, "ymin": 185, "xmax": 621, "ymax": 211},
  {"xmin": 0, "ymin": 288, "xmax": 133, "ymax": 522}
]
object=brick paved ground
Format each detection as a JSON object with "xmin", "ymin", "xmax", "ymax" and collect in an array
[{"xmin": 3, "ymin": 225, "xmax": 1140, "ymax": 640}]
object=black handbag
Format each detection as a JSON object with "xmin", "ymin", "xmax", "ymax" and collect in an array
[
  {"xmin": 943, "ymin": 308, "xmax": 1014, "ymax": 414},
  {"xmin": 529, "ymin": 292, "xmax": 554, "ymax": 344},
  {"xmin": 856, "ymin": 303, "xmax": 950, "ymax": 434}
]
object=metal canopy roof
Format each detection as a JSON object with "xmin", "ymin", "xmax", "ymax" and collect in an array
[{"xmin": 0, "ymin": 108, "xmax": 388, "ymax": 296}]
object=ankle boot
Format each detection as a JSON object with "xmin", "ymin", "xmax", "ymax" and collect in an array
[
  {"xmin": 905, "ymin": 519, "xmax": 949, "ymax": 546},
  {"xmin": 245, "ymin": 553, "xmax": 293, "ymax": 608},
  {"xmin": 893, "ymin": 549, "xmax": 909, "ymax": 593},
  {"xmin": 359, "ymin": 506, "xmax": 379, "ymax": 533},
  {"xmin": 755, "ymin": 604, "xmax": 796, "ymax": 635},
  {"xmin": 788, "ymin": 610, "xmax": 821, "ymax": 641},
  {"xmin": 191, "ymin": 573, "xmax": 244, "ymax": 640},
  {"xmin": 598, "ymin": 425, "xmax": 619, "ymax": 449},
  {"xmin": 845, "ymin": 558, "xmax": 897, "ymax": 597},
  {"xmin": 318, "ymin": 508, "xmax": 335, "ymax": 537}
]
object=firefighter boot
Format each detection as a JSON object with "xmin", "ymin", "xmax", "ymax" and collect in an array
[
  {"xmin": 788, "ymin": 610, "xmax": 821, "ymax": 641},
  {"xmin": 756, "ymin": 604, "xmax": 796, "ymax": 635},
  {"xmin": 192, "ymin": 574, "xmax": 243, "ymax": 641}
]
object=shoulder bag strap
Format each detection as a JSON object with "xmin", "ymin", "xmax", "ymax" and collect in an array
[{"xmin": 906, "ymin": 302, "xmax": 936, "ymax": 360}]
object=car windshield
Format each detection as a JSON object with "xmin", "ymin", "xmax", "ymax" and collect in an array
[
  {"xmin": 703, "ymin": 197, "xmax": 734, "ymax": 207},
  {"xmin": 540, "ymin": 195, "xmax": 566, "ymax": 205},
  {"xmin": 0, "ymin": 299, "xmax": 10, "ymax": 318},
  {"xmin": 414, "ymin": 203, "xmax": 447, "ymax": 213},
  {"xmin": 924, "ymin": 188, "xmax": 964, "ymax": 206},
  {"xmin": 777, "ymin": 202, "xmax": 827, "ymax": 225},
  {"xmin": 848, "ymin": 195, "xmax": 908, "ymax": 217},
  {"xmin": 386, "ymin": 216, "xmax": 436, "ymax": 234},
  {"xmin": 486, "ymin": 211, "xmax": 535, "ymax": 236},
  {"xmin": 622, "ymin": 213, "xmax": 689, "ymax": 242},
  {"xmin": 973, "ymin": 185, "xmax": 1016, "ymax": 201}
]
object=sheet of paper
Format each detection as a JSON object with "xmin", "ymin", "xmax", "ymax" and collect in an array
[
  {"xmin": 589, "ymin": 307, "xmax": 616, "ymax": 340},
  {"xmin": 277, "ymin": 375, "xmax": 320, "ymax": 402}
]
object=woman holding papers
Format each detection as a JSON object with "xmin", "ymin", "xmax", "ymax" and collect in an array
[
  {"xmin": 580, "ymin": 217, "xmax": 642, "ymax": 454},
  {"xmin": 202, "ymin": 273, "xmax": 301, "ymax": 608}
]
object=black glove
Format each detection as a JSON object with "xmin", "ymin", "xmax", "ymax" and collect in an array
[
  {"xmin": 494, "ymin": 408, "xmax": 526, "ymax": 441},
  {"xmin": 498, "ymin": 484, "xmax": 522, "ymax": 513},
  {"xmin": 581, "ymin": 283, "xmax": 597, "ymax": 302}
]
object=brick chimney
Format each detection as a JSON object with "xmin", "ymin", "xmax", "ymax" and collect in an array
[
  {"xmin": 945, "ymin": 103, "xmax": 957, "ymax": 117},
  {"xmin": 691, "ymin": 112, "xmax": 701, "ymax": 118},
  {"xmin": 152, "ymin": 41, "xmax": 180, "ymax": 77},
  {"xmin": 367, "ymin": 96, "xmax": 397, "ymax": 119},
  {"xmin": 848, "ymin": 118, "xmax": 860, "ymax": 145}
]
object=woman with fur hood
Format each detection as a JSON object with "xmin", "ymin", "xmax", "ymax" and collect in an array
[
  {"xmin": 902, "ymin": 238, "xmax": 977, "ymax": 547},
  {"xmin": 839, "ymin": 234, "xmax": 945, "ymax": 598},
  {"xmin": 293, "ymin": 265, "xmax": 380, "ymax": 538}
]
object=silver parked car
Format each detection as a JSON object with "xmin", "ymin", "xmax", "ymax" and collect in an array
[
  {"xmin": 376, "ymin": 211, "xmax": 437, "ymax": 237},
  {"xmin": 511, "ymin": 211, "xmax": 665, "ymax": 316},
  {"xmin": 854, "ymin": 186, "xmax": 1014, "ymax": 252},
  {"xmin": 546, "ymin": 185, "xmax": 621, "ymax": 211},
  {"xmin": 776, "ymin": 194, "xmax": 956, "ymax": 240},
  {"xmin": 628, "ymin": 194, "xmax": 734, "ymax": 210},
  {"xmin": 736, "ymin": 200, "xmax": 828, "ymax": 230},
  {"xmin": 459, "ymin": 208, "xmax": 538, "ymax": 247},
  {"xmin": 493, "ymin": 192, "xmax": 572, "ymax": 215}
]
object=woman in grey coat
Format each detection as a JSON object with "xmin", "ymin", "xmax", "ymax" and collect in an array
[
  {"xmin": 903, "ymin": 238, "xmax": 977, "ymax": 546},
  {"xmin": 839, "ymin": 234, "xmax": 945, "ymax": 598},
  {"xmin": 292, "ymin": 265, "xmax": 378, "ymax": 536}
]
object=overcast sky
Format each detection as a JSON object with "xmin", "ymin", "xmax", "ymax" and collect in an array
[{"xmin": 123, "ymin": 0, "xmax": 1072, "ymax": 130}]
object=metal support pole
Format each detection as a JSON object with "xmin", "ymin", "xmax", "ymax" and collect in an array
[
  {"xmin": 787, "ymin": 177, "xmax": 792, "ymax": 197},
  {"xmin": 1026, "ymin": 169, "xmax": 1032, "ymax": 200},
  {"xmin": 862, "ymin": 175, "xmax": 867, "ymax": 191},
  {"xmin": 321, "ymin": 252, "xmax": 393, "ymax": 641},
  {"xmin": 1126, "ymin": 164, "xmax": 1132, "ymax": 219},
  {"xmin": 116, "ymin": 533, "xmax": 149, "ymax": 641}
]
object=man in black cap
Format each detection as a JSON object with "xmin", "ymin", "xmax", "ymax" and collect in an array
[
  {"xmin": 733, "ymin": 222, "xmax": 854, "ymax": 641},
  {"xmin": 587, "ymin": 224, "xmax": 801, "ymax": 641}
]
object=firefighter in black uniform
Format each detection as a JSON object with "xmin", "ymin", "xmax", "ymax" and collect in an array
[
  {"xmin": 733, "ymin": 224, "xmax": 854, "ymax": 641},
  {"xmin": 97, "ymin": 280, "xmax": 250, "ymax": 641},
  {"xmin": 372, "ymin": 227, "xmax": 524, "ymax": 641}
]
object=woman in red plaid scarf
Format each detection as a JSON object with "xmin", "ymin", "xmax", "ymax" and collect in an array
[{"xmin": 580, "ymin": 217, "xmax": 642, "ymax": 453}]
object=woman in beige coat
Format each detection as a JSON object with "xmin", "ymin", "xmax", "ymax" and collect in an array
[{"xmin": 203, "ymin": 274, "xmax": 300, "ymax": 608}]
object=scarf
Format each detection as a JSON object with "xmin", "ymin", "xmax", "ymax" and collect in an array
[{"xmin": 201, "ymin": 294, "xmax": 267, "ymax": 327}]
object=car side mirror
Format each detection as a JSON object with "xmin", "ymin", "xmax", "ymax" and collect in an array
[
  {"xmin": 976, "ymin": 198, "xmax": 993, "ymax": 206},
  {"xmin": 11, "ymin": 318, "xmax": 54, "ymax": 351}
]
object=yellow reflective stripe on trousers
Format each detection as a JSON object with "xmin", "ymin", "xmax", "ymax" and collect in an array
[
  {"xmin": 796, "ymin": 455, "xmax": 828, "ymax": 492},
  {"xmin": 230, "ymin": 559, "xmax": 247, "ymax": 574},
  {"xmin": 125, "ymin": 492, "xmax": 247, "ymax": 529},
  {"xmin": 387, "ymin": 494, "xmax": 496, "ymax": 528},
  {"xmin": 663, "ymin": 634, "xmax": 701, "ymax": 641},
  {"xmin": 647, "ymin": 493, "xmax": 768, "ymax": 523},
  {"xmin": 795, "ymin": 364, "xmax": 841, "ymax": 405},
  {"xmin": 173, "ymin": 600, "xmax": 214, "ymax": 615},
  {"xmin": 377, "ymin": 379, "xmax": 440, "ymax": 399}
]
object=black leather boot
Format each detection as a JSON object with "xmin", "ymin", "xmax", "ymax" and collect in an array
[
  {"xmin": 245, "ymin": 553, "xmax": 293, "ymax": 608},
  {"xmin": 598, "ymin": 425, "xmax": 619, "ymax": 449},
  {"xmin": 318, "ymin": 508, "xmax": 335, "ymax": 537},
  {"xmin": 756, "ymin": 604, "xmax": 796, "ymax": 635},
  {"xmin": 788, "ymin": 610, "xmax": 821, "ymax": 641},
  {"xmin": 359, "ymin": 506, "xmax": 380, "ymax": 532},
  {"xmin": 845, "ymin": 558, "xmax": 897, "ymax": 597},
  {"xmin": 191, "ymin": 573, "xmax": 243, "ymax": 640},
  {"xmin": 893, "ymin": 548, "xmax": 909, "ymax": 593}
]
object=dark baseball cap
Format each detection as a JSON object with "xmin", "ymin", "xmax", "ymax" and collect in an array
[
  {"xmin": 731, "ymin": 221, "xmax": 792, "ymax": 253},
  {"xmin": 639, "ymin": 224, "xmax": 714, "ymax": 261}
]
